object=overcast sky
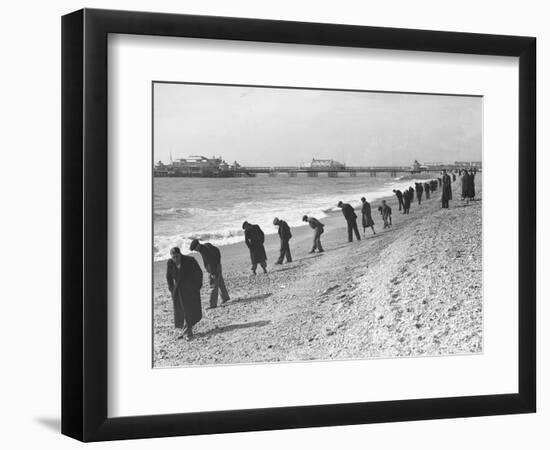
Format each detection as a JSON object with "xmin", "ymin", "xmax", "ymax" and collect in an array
[{"xmin": 153, "ymin": 82, "xmax": 482, "ymax": 167}]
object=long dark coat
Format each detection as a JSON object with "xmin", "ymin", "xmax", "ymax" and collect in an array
[
  {"xmin": 441, "ymin": 174, "xmax": 452, "ymax": 202},
  {"xmin": 361, "ymin": 201, "xmax": 375, "ymax": 227},
  {"xmin": 461, "ymin": 173, "xmax": 469, "ymax": 198},
  {"xmin": 467, "ymin": 172, "xmax": 476, "ymax": 198},
  {"xmin": 244, "ymin": 224, "xmax": 267, "ymax": 264},
  {"xmin": 166, "ymin": 255, "xmax": 203, "ymax": 329},
  {"xmin": 403, "ymin": 190, "xmax": 411, "ymax": 209}
]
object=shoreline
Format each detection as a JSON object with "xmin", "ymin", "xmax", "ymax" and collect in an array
[
  {"xmin": 153, "ymin": 175, "xmax": 482, "ymax": 367},
  {"xmin": 153, "ymin": 173, "xmax": 436, "ymax": 261}
]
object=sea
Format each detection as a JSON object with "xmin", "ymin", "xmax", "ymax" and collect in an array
[{"xmin": 153, "ymin": 173, "xmax": 428, "ymax": 261}]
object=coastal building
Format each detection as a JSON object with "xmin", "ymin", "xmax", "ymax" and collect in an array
[
  {"xmin": 300, "ymin": 158, "xmax": 346, "ymax": 170},
  {"xmin": 154, "ymin": 155, "xmax": 242, "ymax": 177},
  {"xmin": 410, "ymin": 160, "xmax": 429, "ymax": 172}
]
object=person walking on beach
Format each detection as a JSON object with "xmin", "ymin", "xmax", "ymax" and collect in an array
[
  {"xmin": 438, "ymin": 177, "xmax": 442, "ymax": 187},
  {"xmin": 337, "ymin": 201, "xmax": 361, "ymax": 242},
  {"xmin": 379, "ymin": 200, "xmax": 392, "ymax": 229},
  {"xmin": 273, "ymin": 217, "xmax": 292, "ymax": 264},
  {"xmin": 360, "ymin": 197, "xmax": 376, "ymax": 236},
  {"xmin": 441, "ymin": 169, "xmax": 452, "ymax": 209},
  {"xmin": 242, "ymin": 221, "xmax": 268, "ymax": 275},
  {"xmin": 303, "ymin": 215, "xmax": 324, "ymax": 253},
  {"xmin": 189, "ymin": 239, "xmax": 230, "ymax": 309},
  {"xmin": 403, "ymin": 189, "xmax": 411, "ymax": 214},
  {"xmin": 461, "ymin": 169, "xmax": 469, "ymax": 202},
  {"xmin": 424, "ymin": 182, "xmax": 431, "ymax": 200},
  {"xmin": 415, "ymin": 182, "xmax": 424, "ymax": 205},
  {"xmin": 393, "ymin": 189, "xmax": 405, "ymax": 211},
  {"xmin": 467, "ymin": 169, "xmax": 476, "ymax": 201},
  {"xmin": 166, "ymin": 247, "xmax": 203, "ymax": 340},
  {"xmin": 408, "ymin": 186, "xmax": 415, "ymax": 204}
]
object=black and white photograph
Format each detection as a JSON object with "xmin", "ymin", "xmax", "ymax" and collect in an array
[{"xmin": 152, "ymin": 82, "xmax": 483, "ymax": 367}]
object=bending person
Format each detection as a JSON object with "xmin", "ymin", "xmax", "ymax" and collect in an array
[
  {"xmin": 303, "ymin": 215, "xmax": 324, "ymax": 253},
  {"xmin": 190, "ymin": 239, "xmax": 230, "ymax": 309},
  {"xmin": 166, "ymin": 247, "xmax": 203, "ymax": 340}
]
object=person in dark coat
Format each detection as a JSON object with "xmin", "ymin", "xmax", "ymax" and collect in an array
[
  {"xmin": 393, "ymin": 189, "xmax": 404, "ymax": 211},
  {"xmin": 438, "ymin": 177, "xmax": 442, "ymax": 187},
  {"xmin": 403, "ymin": 189, "xmax": 411, "ymax": 214},
  {"xmin": 360, "ymin": 197, "xmax": 376, "ymax": 236},
  {"xmin": 303, "ymin": 215, "xmax": 324, "ymax": 253},
  {"xmin": 408, "ymin": 186, "xmax": 415, "ymax": 204},
  {"xmin": 424, "ymin": 182, "xmax": 431, "ymax": 199},
  {"xmin": 166, "ymin": 247, "xmax": 203, "ymax": 340},
  {"xmin": 379, "ymin": 200, "xmax": 392, "ymax": 229},
  {"xmin": 467, "ymin": 169, "xmax": 476, "ymax": 200},
  {"xmin": 242, "ymin": 221, "xmax": 268, "ymax": 275},
  {"xmin": 461, "ymin": 169, "xmax": 469, "ymax": 201},
  {"xmin": 190, "ymin": 239, "xmax": 229, "ymax": 309},
  {"xmin": 415, "ymin": 182, "xmax": 424, "ymax": 205},
  {"xmin": 273, "ymin": 217, "xmax": 292, "ymax": 264},
  {"xmin": 441, "ymin": 169, "xmax": 452, "ymax": 208},
  {"xmin": 337, "ymin": 201, "xmax": 361, "ymax": 242}
]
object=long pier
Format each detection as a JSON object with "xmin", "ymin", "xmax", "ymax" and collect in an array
[
  {"xmin": 154, "ymin": 165, "xmax": 478, "ymax": 178},
  {"xmin": 232, "ymin": 165, "xmax": 471, "ymax": 177}
]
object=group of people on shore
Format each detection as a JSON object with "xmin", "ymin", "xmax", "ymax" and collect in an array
[
  {"xmin": 165, "ymin": 168, "xmax": 476, "ymax": 339},
  {"xmin": 459, "ymin": 168, "xmax": 477, "ymax": 203}
]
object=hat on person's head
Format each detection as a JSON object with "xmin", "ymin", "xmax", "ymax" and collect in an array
[
  {"xmin": 170, "ymin": 247, "xmax": 181, "ymax": 256},
  {"xmin": 273, "ymin": 217, "xmax": 279, "ymax": 225},
  {"xmin": 242, "ymin": 221, "xmax": 249, "ymax": 230},
  {"xmin": 189, "ymin": 239, "xmax": 200, "ymax": 251},
  {"xmin": 361, "ymin": 197, "xmax": 366, "ymax": 202},
  {"xmin": 337, "ymin": 201, "xmax": 343, "ymax": 207},
  {"xmin": 302, "ymin": 215, "xmax": 308, "ymax": 222}
]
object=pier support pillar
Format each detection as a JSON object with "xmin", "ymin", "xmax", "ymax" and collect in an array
[
  {"xmin": 289, "ymin": 171, "xmax": 297, "ymax": 177},
  {"xmin": 269, "ymin": 171, "xmax": 277, "ymax": 177},
  {"xmin": 370, "ymin": 171, "xmax": 377, "ymax": 177},
  {"xmin": 328, "ymin": 171, "xmax": 338, "ymax": 177},
  {"xmin": 307, "ymin": 171, "xmax": 318, "ymax": 177},
  {"xmin": 349, "ymin": 171, "xmax": 357, "ymax": 177}
]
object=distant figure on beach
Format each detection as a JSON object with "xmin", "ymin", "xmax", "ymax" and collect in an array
[
  {"xmin": 430, "ymin": 179, "xmax": 438, "ymax": 192},
  {"xmin": 273, "ymin": 217, "xmax": 292, "ymax": 265},
  {"xmin": 338, "ymin": 201, "xmax": 361, "ymax": 242},
  {"xmin": 438, "ymin": 177, "xmax": 442, "ymax": 187},
  {"xmin": 303, "ymin": 215, "xmax": 324, "ymax": 253},
  {"xmin": 190, "ymin": 239, "xmax": 230, "ymax": 309},
  {"xmin": 379, "ymin": 200, "xmax": 392, "ymax": 229},
  {"xmin": 360, "ymin": 197, "xmax": 376, "ymax": 236},
  {"xmin": 461, "ymin": 170, "xmax": 469, "ymax": 202},
  {"xmin": 393, "ymin": 189, "xmax": 404, "ymax": 211},
  {"xmin": 424, "ymin": 182, "xmax": 431, "ymax": 200},
  {"xmin": 166, "ymin": 247, "xmax": 203, "ymax": 340},
  {"xmin": 467, "ymin": 169, "xmax": 476, "ymax": 201},
  {"xmin": 403, "ymin": 189, "xmax": 411, "ymax": 214},
  {"xmin": 415, "ymin": 182, "xmax": 424, "ymax": 205},
  {"xmin": 242, "ymin": 221, "xmax": 268, "ymax": 275},
  {"xmin": 441, "ymin": 170, "xmax": 452, "ymax": 208},
  {"xmin": 408, "ymin": 186, "xmax": 415, "ymax": 204}
]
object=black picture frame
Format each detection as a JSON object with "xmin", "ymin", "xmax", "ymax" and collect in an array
[{"xmin": 61, "ymin": 8, "xmax": 536, "ymax": 442}]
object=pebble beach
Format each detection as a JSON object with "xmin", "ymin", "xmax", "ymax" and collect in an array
[{"xmin": 153, "ymin": 176, "xmax": 482, "ymax": 367}]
